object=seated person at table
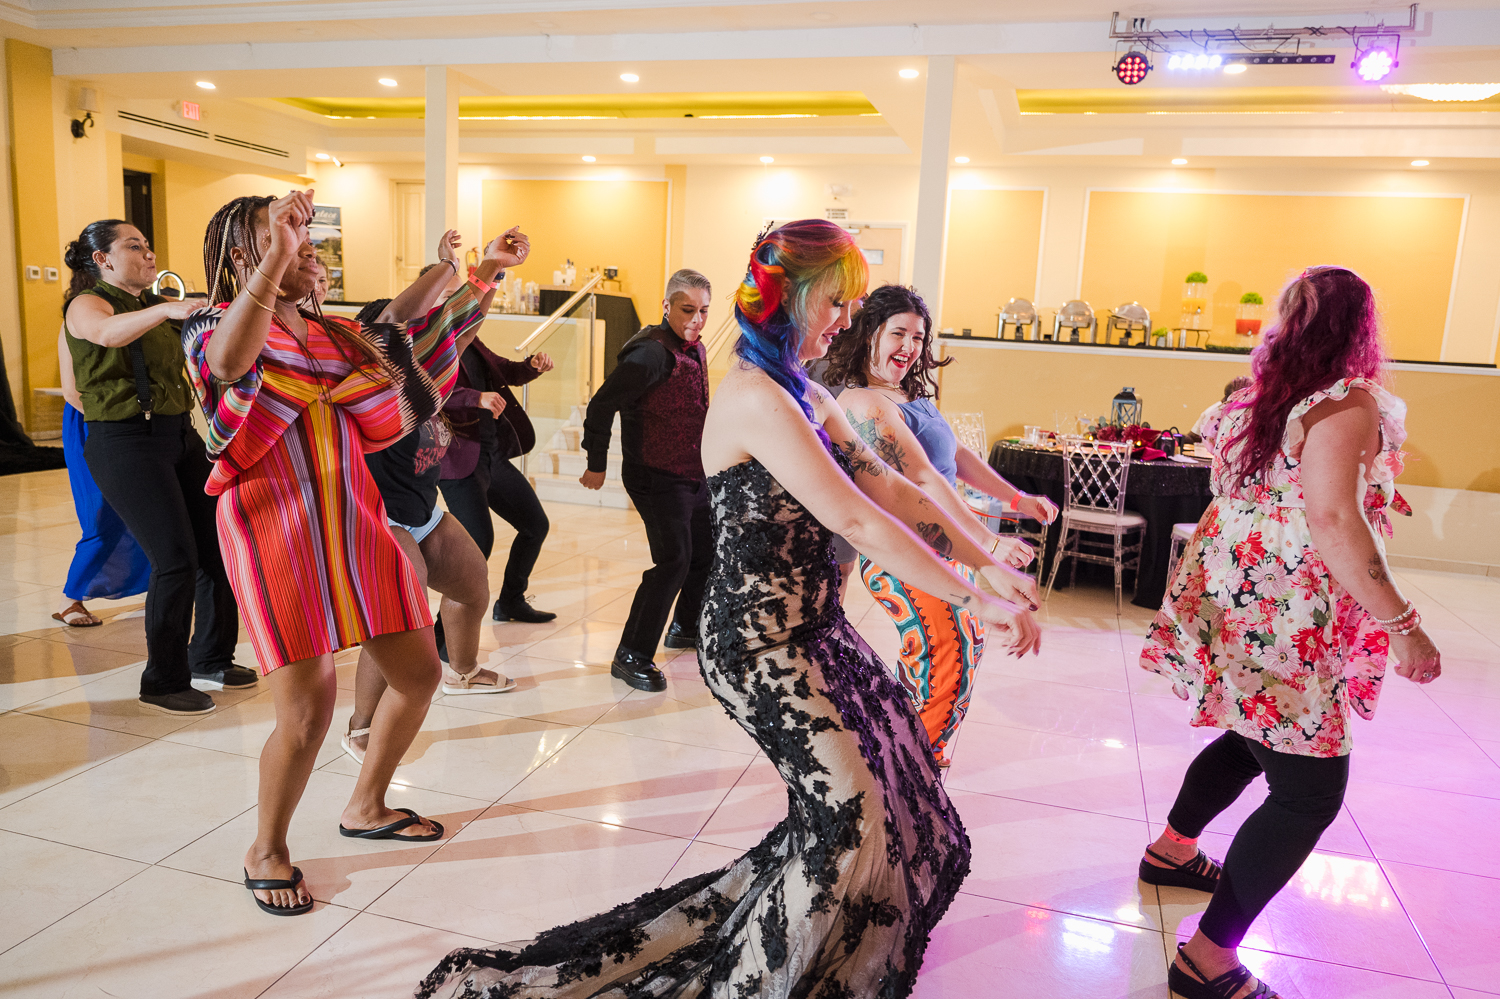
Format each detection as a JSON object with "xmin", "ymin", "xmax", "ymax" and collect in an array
[{"xmin": 1188, "ymin": 376, "xmax": 1253, "ymax": 456}]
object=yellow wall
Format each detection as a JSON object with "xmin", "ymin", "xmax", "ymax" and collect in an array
[
  {"xmin": 0, "ymin": 43, "xmax": 23, "ymax": 423},
  {"xmin": 1080, "ymin": 190, "xmax": 1465, "ymax": 362},
  {"xmin": 481, "ymin": 177, "xmax": 668, "ymax": 324},
  {"xmin": 940, "ymin": 187, "xmax": 1045, "ymax": 336},
  {"xmin": 159, "ymin": 160, "xmax": 297, "ymax": 296},
  {"xmin": 934, "ymin": 341, "xmax": 1500, "ymax": 494}
]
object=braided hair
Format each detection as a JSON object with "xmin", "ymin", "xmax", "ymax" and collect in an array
[
  {"xmin": 202, "ymin": 195, "xmax": 386, "ymax": 371},
  {"xmin": 822, "ymin": 284, "xmax": 951, "ymax": 400}
]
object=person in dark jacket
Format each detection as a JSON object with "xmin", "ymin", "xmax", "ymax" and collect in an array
[
  {"xmin": 438, "ymin": 298, "xmax": 556, "ymax": 623},
  {"xmin": 580, "ymin": 268, "xmax": 712, "ymax": 691}
]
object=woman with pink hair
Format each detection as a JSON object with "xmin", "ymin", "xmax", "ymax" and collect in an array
[{"xmin": 1138, "ymin": 266, "xmax": 1441, "ymax": 999}]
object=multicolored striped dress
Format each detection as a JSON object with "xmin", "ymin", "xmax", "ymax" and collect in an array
[{"xmin": 181, "ymin": 287, "xmax": 484, "ymax": 672}]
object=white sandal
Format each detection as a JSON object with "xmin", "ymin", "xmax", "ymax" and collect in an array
[
  {"xmin": 340, "ymin": 725, "xmax": 369, "ymax": 765},
  {"xmin": 442, "ymin": 664, "xmax": 517, "ymax": 695}
]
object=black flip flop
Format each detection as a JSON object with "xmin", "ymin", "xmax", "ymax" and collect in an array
[
  {"xmin": 243, "ymin": 866, "xmax": 314, "ymax": 916},
  {"xmin": 338, "ymin": 806, "xmax": 443, "ymax": 841}
]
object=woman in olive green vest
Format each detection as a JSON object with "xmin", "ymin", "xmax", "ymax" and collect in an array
[{"xmin": 63, "ymin": 219, "xmax": 254, "ymax": 715}]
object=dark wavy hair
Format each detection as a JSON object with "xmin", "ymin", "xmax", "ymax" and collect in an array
[
  {"xmin": 202, "ymin": 195, "xmax": 386, "ymax": 371},
  {"xmin": 821, "ymin": 284, "xmax": 951, "ymax": 400},
  {"xmin": 1223, "ymin": 265, "xmax": 1385, "ymax": 484},
  {"xmin": 732, "ymin": 219, "xmax": 868, "ymax": 419},
  {"xmin": 62, "ymin": 219, "xmax": 132, "ymax": 313}
]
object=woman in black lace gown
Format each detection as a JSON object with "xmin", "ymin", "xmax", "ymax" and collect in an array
[{"xmin": 417, "ymin": 220, "xmax": 1041, "ymax": 999}]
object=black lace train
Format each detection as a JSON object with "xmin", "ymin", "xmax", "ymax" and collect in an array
[{"xmin": 416, "ymin": 450, "xmax": 970, "ymax": 998}]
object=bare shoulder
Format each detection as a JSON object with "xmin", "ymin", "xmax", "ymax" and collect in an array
[
  {"xmin": 838, "ymin": 386, "xmax": 896, "ymax": 421},
  {"xmin": 1305, "ymin": 385, "xmax": 1379, "ymax": 427}
]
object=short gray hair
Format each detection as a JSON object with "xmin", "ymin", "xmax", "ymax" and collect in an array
[{"xmin": 664, "ymin": 268, "xmax": 711, "ymax": 302}]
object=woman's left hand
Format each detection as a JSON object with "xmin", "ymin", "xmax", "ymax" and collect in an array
[
  {"xmin": 485, "ymin": 226, "xmax": 531, "ymax": 271},
  {"xmin": 437, "ymin": 229, "xmax": 462, "ymax": 263},
  {"xmin": 529, "ymin": 352, "xmax": 555, "ymax": 373},
  {"xmin": 994, "ymin": 536, "xmax": 1035, "ymax": 569},
  {"xmin": 979, "ymin": 562, "xmax": 1039, "ymax": 611},
  {"xmin": 1016, "ymin": 493, "xmax": 1059, "ymax": 524}
]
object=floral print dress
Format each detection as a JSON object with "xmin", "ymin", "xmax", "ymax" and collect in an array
[{"xmin": 1139, "ymin": 377, "xmax": 1407, "ymax": 758}]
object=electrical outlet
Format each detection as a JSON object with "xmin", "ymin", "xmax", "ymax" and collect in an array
[
  {"xmin": 43, "ymin": 267, "xmax": 59, "ymax": 282},
  {"xmin": 24, "ymin": 265, "xmax": 40, "ymax": 280}
]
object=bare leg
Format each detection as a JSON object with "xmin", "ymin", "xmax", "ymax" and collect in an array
[
  {"xmin": 244, "ymin": 654, "xmax": 337, "ymax": 911},
  {"xmin": 348, "ymin": 527, "xmax": 423, "ymax": 756},
  {"xmin": 420, "ymin": 514, "xmax": 499, "ymax": 685}
]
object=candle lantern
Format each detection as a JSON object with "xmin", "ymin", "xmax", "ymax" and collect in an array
[
  {"xmin": 1111, "ymin": 386, "xmax": 1143, "ymax": 426},
  {"xmin": 998, "ymin": 297, "xmax": 1037, "ymax": 340}
]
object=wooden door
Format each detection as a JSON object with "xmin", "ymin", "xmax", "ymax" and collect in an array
[{"xmin": 394, "ymin": 182, "xmax": 425, "ymax": 287}]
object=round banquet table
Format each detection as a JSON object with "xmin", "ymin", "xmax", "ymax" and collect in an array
[{"xmin": 988, "ymin": 440, "xmax": 1214, "ymax": 610}]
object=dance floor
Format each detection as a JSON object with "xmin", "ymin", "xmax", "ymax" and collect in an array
[{"xmin": 1, "ymin": 465, "xmax": 1497, "ymax": 998}]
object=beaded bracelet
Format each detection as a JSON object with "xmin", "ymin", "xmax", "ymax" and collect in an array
[
  {"xmin": 1389, "ymin": 610, "xmax": 1422, "ymax": 636},
  {"xmin": 1372, "ymin": 601, "xmax": 1415, "ymax": 626}
]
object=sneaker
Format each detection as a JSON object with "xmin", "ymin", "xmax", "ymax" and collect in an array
[
  {"xmin": 492, "ymin": 596, "xmax": 557, "ymax": 624},
  {"xmin": 139, "ymin": 689, "xmax": 217, "ymax": 715},
  {"xmin": 191, "ymin": 665, "xmax": 260, "ymax": 690}
]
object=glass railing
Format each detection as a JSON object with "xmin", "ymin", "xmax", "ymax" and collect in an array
[{"xmin": 507, "ymin": 275, "xmax": 603, "ymax": 475}]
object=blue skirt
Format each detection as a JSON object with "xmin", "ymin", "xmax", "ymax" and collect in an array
[{"xmin": 63, "ymin": 406, "xmax": 151, "ymax": 601}]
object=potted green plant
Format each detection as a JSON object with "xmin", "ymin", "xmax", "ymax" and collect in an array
[{"xmin": 1236, "ymin": 291, "xmax": 1264, "ymax": 336}]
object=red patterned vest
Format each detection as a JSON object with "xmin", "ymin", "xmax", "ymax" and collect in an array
[{"xmin": 631, "ymin": 325, "xmax": 708, "ymax": 480}]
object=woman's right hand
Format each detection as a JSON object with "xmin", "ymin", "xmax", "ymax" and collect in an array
[
  {"xmin": 1390, "ymin": 627, "xmax": 1441, "ymax": 684},
  {"xmin": 973, "ymin": 595, "xmax": 1042, "ymax": 656},
  {"xmin": 477, "ymin": 391, "xmax": 506, "ymax": 417},
  {"xmin": 266, "ymin": 190, "xmax": 315, "ymax": 262},
  {"xmin": 979, "ymin": 561, "xmax": 1039, "ymax": 611},
  {"xmin": 159, "ymin": 299, "xmax": 203, "ymax": 321}
]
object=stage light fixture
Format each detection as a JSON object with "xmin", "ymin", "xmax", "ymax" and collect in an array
[
  {"xmin": 1114, "ymin": 51, "xmax": 1151, "ymax": 85},
  {"xmin": 1167, "ymin": 53, "xmax": 1223, "ymax": 71},
  {"xmin": 1353, "ymin": 43, "xmax": 1397, "ymax": 82}
]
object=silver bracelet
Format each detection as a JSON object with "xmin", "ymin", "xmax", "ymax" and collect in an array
[{"xmin": 1371, "ymin": 601, "xmax": 1415, "ymax": 626}]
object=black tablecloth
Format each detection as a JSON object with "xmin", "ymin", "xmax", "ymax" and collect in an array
[{"xmin": 988, "ymin": 441, "xmax": 1213, "ymax": 609}]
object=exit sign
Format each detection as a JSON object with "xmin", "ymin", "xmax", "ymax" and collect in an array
[{"xmin": 180, "ymin": 101, "xmax": 200, "ymax": 120}]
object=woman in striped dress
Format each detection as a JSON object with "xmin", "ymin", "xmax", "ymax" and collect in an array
[{"xmin": 183, "ymin": 190, "xmax": 527, "ymax": 915}]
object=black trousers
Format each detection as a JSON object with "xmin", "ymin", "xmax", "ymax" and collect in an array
[
  {"xmin": 618, "ymin": 463, "xmax": 713, "ymax": 657},
  {"xmin": 83, "ymin": 414, "xmax": 240, "ymax": 696},
  {"xmin": 1167, "ymin": 731, "xmax": 1350, "ymax": 949},
  {"xmin": 440, "ymin": 447, "xmax": 549, "ymax": 602}
]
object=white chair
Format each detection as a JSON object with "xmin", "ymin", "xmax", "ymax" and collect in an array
[
  {"xmin": 1164, "ymin": 521, "xmax": 1198, "ymax": 590},
  {"xmin": 949, "ymin": 411, "xmax": 1047, "ymax": 577},
  {"xmin": 1043, "ymin": 439, "xmax": 1145, "ymax": 613}
]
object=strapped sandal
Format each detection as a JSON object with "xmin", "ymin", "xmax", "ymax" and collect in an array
[
  {"xmin": 340, "ymin": 725, "xmax": 369, "ymax": 766},
  {"xmin": 1168, "ymin": 943, "xmax": 1281, "ymax": 999},
  {"xmin": 52, "ymin": 601, "xmax": 102, "ymax": 628},
  {"xmin": 243, "ymin": 866, "xmax": 314, "ymax": 916},
  {"xmin": 441, "ymin": 664, "xmax": 517, "ymax": 696},
  {"xmin": 1139, "ymin": 845, "xmax": 1223, "ymax": 893}
]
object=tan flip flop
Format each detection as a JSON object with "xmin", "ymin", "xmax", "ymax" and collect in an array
[{"xmin": 52, "ymin": 601, "xmax": 102, "ymax": 627}]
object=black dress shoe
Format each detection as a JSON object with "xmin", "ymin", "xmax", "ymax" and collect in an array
[
  {"xmin": 611, "ymin": 648, "xmax": 666, "ymax": 692},
  {"xmin": 662, "ymin": 622, "xmax": 697, "ymax": 650},
  {"xmin": 492, "ymin": 596, "xmax": 557, "ymax": 623}
]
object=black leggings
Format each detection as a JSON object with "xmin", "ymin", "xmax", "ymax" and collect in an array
[
  {"xmin": 1167, "ymin": 731, "xmax": 1350, "ymax": 949},
  {"xmin": 439, "ymin": 448, "xmax": 549, "ymax": 602}
]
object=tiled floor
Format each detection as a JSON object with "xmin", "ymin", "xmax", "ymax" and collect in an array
[{"xmin": 2, "ymin": 466, "xmax": 1497, "ymax": 998}]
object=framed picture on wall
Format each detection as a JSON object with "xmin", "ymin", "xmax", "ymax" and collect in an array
[{"xmin": 311, "ymin": 204, "xmax": 344, "ymax": 302}]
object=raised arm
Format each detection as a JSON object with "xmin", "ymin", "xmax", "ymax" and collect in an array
[
  {"xmin": 954, "ymin": 445, "xmax": 1058, "ymax": 524},
  {"xmin": 810, "ymin": 385, "xmax": 1038, "ymax": 608},
  {"xmin": 1300, "ymin": 389, "xmax": 1439, "ymax": 684},
  {"xmin": 377, "ymin": 229, "xmax": 464, "ymax": 324},
  {"xmin": 840, "ymin": 388, "xmax": 1038, "ymax": 569},
  {"xmin": 204, "ymin": 191, "xmax": 313, "ymax": 381}
]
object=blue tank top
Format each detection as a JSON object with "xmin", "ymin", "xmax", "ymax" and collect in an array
[{"xmin": 897, "ymin": 398, "xmax": 958, "ymax": 486}]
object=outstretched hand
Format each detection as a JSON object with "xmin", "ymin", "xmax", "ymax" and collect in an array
[
  {"xmin": 484, "ymin": 226, "xmax": 531, "ymax": 271},
  {"xmin": 979, "ymin": 562, "xmax": 1039, "ymax": 611},
  {"xmin": 972, "ymin": 593, "xmax": 1042, "ymax": 657}
]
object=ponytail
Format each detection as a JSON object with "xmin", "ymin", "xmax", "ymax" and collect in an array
[{"xmin": 63, "ymin": 219, "xmax": 129, "ymax": 315}]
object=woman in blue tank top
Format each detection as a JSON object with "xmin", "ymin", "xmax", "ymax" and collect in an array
[{"xmin": 824, "ymin": 285, "xmax": 1058, "ymax": 767}]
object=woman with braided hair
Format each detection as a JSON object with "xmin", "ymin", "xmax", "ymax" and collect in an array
[{"xmin": 183, "ymin": 190, "xmax": 527, "ymax": 916}]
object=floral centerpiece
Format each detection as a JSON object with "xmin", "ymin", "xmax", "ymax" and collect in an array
[{"xmin": 1093, "ymin": 422, "xmax": 1168, "ymax": 461}]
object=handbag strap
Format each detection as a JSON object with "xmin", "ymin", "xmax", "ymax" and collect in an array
[{"xmin": 126, "ymin": 339, "xmax": 153, "ymax": 420}]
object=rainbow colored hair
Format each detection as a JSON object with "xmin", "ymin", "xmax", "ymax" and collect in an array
[{"xmin": 733, "ymin": 219, "xmax": 869, "ymax": 418}]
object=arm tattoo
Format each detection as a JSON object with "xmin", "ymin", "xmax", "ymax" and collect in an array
[
  {"xmin": 845, "ymin": 407, "xmax": 907, "ymax": 474},
  {"xmin": 916, "ymin": 521, "xmax": 955, "ymax": 559},
  {"xmin": 1367, "ymin": 553, "xmax": 1391, "ymax": 585},
  {"xmin": 836, "ymin": 436, "xmax": 886, "ymax": 478}
]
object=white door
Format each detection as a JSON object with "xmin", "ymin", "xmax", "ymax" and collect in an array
[{"xmin": 394, "ymin": 182, "xmax": 425, "ymax": 287}]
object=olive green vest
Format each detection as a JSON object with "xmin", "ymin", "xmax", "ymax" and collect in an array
[{"xmin": 65, "ymin": 280, "xmax": 193, "ymax": 422}]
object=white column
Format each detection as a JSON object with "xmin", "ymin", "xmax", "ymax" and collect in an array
[
  {"xmin": 911, "ymin": 54, "xmax": 955, "ymax": 320},
  {"xmin": 424, "ymin": 65, "xmax": 459, "ymax": 264}
]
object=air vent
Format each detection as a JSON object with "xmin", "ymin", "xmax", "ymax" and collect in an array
[
  {"xmin": 117, "ymin": 110, "xmax": 208, "ymax": 139},
  {"xmin": 213, "ymin": 134, "xmax": 289, "ymax": 158},
  {"xmin": 825, "ymin": 207, "xmax": 848, "ymax": 220}
]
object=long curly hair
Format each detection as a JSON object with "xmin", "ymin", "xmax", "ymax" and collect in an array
[
  {"xmin": 733, "ymin": 219, "xmax": 868, "ymax": 418},
  {"xmin": 821, "ymin": 284, "xmax": 951, "ymax": 400},
  {"xmin": 1223, "ymin": 265, "xmax": 1385, "ymax": 484},
  {"xmin": 202, "ymin": 195, "xmax": 386, "ymax": 371}
]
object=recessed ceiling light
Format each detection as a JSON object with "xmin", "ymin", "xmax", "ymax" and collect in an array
[
  {"xmin": 619, "ymin": 73, "xmax": 639, "ymax": 83},
  {"xmin": 314, "ymin": 153, "xmax": 330, "ymax": 160},
  {"xmin": 811, "ymin": 11, "xmax": 835, "ymax": 20},
  {"xmin": 196, "ymin": 81, "xmax": 215, "ymax": 90},
  {"xmin": 899, "ymin": 68, "xmax": 920, "ymax": 79},
  {"xmin": 954, "ymin": 156, "xmax": 969, "ymax": 164},
  {"xmin": 1411, "ymin": 159, "xmax": 1430, "ymax": 166},
  {"xmin": 582, "ymin": 155, "xmax": 596, "ymax": 162},
  {"xmin": 1171, "ymin": 157, "xmax": 1189, "ymax": 165},
  {"xmin": 1383, "ymin": 83, "xmax": 1500, "ymax": 102},
  {"xmin": 760, "ymin": 155, "xmax": 775, "ymax": 164},
  {"xmin": 378, "ymin": 78, "xmax": 398, "ymax": 87},
  {"xmin": 1223, "ymin": 64, "xmax": 1248, "ymax": 75}
]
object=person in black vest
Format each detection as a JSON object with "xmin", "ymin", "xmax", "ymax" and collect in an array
[{"xmin": 581, "ymin": 268, "xmax": 712, "ymax": 691}]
